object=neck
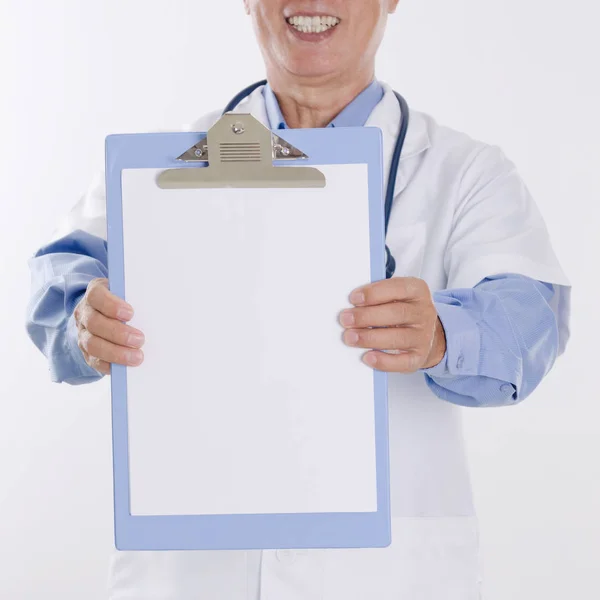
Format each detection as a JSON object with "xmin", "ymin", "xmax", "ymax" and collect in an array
[{"xmin": 266, "ymin": 66, "xmax": 375, "ymax": 128}]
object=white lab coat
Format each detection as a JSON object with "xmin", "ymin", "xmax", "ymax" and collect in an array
[{"xmin": 53, "ymin": 83, "xmax": 570, "ymax": 600}]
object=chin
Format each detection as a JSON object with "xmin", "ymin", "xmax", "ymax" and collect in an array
[{"xmin": 284, "ymin": 55, "xmax": 341, "ymax": 80}]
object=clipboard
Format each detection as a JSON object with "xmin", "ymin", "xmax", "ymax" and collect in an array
[{"xmin": 105, "ymin": 113, "xmax": 391, "ymax": 551}]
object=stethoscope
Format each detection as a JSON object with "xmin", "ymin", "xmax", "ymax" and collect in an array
[{"xmin": 223, "ymin": 80, "xmax": 410, "ymax": 279}]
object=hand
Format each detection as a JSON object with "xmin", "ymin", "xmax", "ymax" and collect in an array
[
  {"xmin": 339, "ymin": 277, "xmax": 446, "ymax": 373},
  {"xmin": 73, "ymin": 278, "xmax": 145, "ymax": 375}
]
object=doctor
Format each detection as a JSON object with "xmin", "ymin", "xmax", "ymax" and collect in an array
[{"xmin": 26, "ymin": 1, "xmax": 570, "ymax": 599}]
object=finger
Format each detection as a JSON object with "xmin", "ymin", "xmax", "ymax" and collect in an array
[
  {"xmin": 342, "ymin": 326, "xmax": 422, "ymax": 351},
  {"xmin": 339, "ymin": 302, "xmax": 420, "ymax": 329},
  {"xmin": 86, "ymin": 278, "xmax": 134, "ymax": 321},
  {"xmin": 78, "ymin": 344, "xmax": 111, "ymax": 375},
  {"xmin": 86, "ymin": 355, "xmax": 112, "ymax": 375},
  {"xmin": 362, "ymin": 349, "xmax": 425, "ymax": 373},
  {"xmin": 79, "ymin": 328, "xmax": 144, "ymax": 367},
  {"xmin": 79, "ymin": 305, "xmax": 145, "ymax": 348},
  {"xmin": 349, "ymin": 277, "xmax": 429, "ymax": 307}
]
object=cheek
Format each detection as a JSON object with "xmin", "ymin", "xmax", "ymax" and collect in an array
[
  {"xmin": 346, "ymin": 0, "xmax": 388, "ymax": 51},
  {"xmin": 254, "ymin": 7, "xmax": 285, "ymax": 51},
  {"xmin": 353, "ymin": 14, "xmax": 384, "ymax": 50}
]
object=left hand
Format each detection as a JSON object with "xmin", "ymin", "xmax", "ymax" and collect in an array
[{"xmin": 339, "ymin": 277, "xmax": 446, "ymax": 373}]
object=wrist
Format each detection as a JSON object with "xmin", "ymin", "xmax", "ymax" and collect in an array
[{"xmin": 423, "ymin": 317, "xmax": 447, "ymax": 369}]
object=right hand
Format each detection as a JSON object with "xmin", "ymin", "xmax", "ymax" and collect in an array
[{"xmin": 73, "ymin": 278, "xmax": 145, "ymax": 375}]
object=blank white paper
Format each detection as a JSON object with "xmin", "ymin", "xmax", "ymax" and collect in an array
[{"xmin": 121, "ymin": 164, "xmax": 378, "ymax": 516}]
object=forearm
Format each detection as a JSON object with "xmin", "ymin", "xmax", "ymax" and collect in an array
[
  {"xmin": 26, "ymin": 230, "xmax": 109, "ymax": 385},
  {"xmin": 422, "ymin": 274, "xmax": 558, "ymax": 407}
]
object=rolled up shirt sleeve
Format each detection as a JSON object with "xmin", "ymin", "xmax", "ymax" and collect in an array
[
  {"xmin": 422, "ymin": 273, "xmax": 558, "ymax": 407},
  {"xmin": 26, "ymin": 230, "xmax": 108, "ymax": 385}
]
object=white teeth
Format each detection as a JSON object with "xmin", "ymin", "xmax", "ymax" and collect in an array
[{"xmin": 287, "ymin": 15, "xmax": 340, "ymax": 33}]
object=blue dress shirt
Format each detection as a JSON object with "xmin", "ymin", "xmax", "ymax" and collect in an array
[
  {"xmin": 263, "ymin": 80, "xmax": 385, "ymax": 129},
  {"xmin": 26, "ymin": 232, "xmax": 108, "ymax": 385},
  {"xmin": 25, "ymin": 82, "xmax": 559, "ymax": 407}
]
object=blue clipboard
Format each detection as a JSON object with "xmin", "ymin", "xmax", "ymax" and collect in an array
[{"xmin": 105, "ymin": 123, "xmax": 391, "ymax": 551}]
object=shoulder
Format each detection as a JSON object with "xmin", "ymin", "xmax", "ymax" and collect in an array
[
  {"xmin": 377, "ymin": 85, "xmax": 506, "ymax": 174},
  {"xmin": 400, "ymin": 108, "xmax": 528, "ymax": 219},
  {"xmin": 413, "ymin": 110, "xmax": 519, "ymax": 196},
  {"xmin": 413, "ymin": 109, "xmax": 510, "ymax": 178},
  {"xmin": 411, "ymin": 111, "xmax": 531, "ymax": 222}
]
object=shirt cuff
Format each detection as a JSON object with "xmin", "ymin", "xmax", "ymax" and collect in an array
[
  {"xmin": 422, "ymin": 298, "xmax": 481, "ymax": 379},
  {"xmin": 422, "ymin": 347, "xmax": 449, "ymax": 377}
]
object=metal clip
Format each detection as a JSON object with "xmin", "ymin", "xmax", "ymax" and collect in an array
[
  {"xmin": 177, "ymin": 115, "xmax": 308, "ymax": 163},
  {"xmin": 158, "ymin": 113, "xmax": 324, "ymax": 189}
]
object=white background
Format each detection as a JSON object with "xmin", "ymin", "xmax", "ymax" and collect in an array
[{"xmin": 0, "ymin": 0, "xmax": 598, "ymax": 598}]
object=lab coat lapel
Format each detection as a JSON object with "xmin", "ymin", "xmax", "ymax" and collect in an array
[{"xmin": 365, "ymin": 83, "xmax": 431, "ymax": 199}]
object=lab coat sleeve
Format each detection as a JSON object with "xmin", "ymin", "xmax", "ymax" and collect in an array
[
  {"xmin": 444, "ymin": 144, "xmax": 571, "ymax": 354},
  {"xmin": 48, "ymin": 170, "xmax": 108, "ymax": 243}
]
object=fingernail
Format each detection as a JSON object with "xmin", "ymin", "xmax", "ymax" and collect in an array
[
  {"xmin": 350, "ymin": 290, "xmax": 365, "ymax": 305},
  {"xmin": 118, "ymin": 306, "xmax": 134, "ymax": 321},
  {"xmin": 363, "ymin": 352, "xmax": 378, "ymax": 367},
  {"xmin": 344, "ymin": 331, "xmax": 359, "ymax": 345},
  {"xmin": 127, "ymin": 350, "xmax": 143, "ymax": 366},
  {"xmin": 128, "ymin": 333, "xmax": 145, "ymax": 348},
  {"xmin": 339, "ymin": 310, "xmax": 355, "ymax": 327}
]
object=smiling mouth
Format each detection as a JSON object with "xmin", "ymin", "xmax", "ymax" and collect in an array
[{"xmin": 286, "ymin": 15, "xmax": 341, "ymax": 34}]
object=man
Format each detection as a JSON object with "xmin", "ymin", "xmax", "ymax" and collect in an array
[{"xmin": 26, "ymin": 1, "xmax": 570, "ymax": 598}]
